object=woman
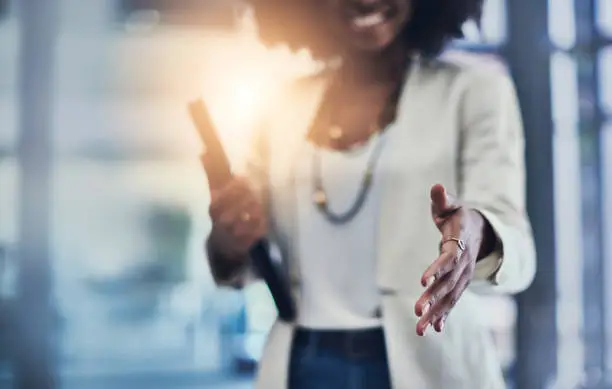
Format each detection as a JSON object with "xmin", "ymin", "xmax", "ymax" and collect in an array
[{"xmin": 205, "ymin": 0, "xmax": 536, "ymax": 388}]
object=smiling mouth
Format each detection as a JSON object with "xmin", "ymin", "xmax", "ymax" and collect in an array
[{"xmin": 346, "ymin": 4, "xmax": 394, "ymax": 30}]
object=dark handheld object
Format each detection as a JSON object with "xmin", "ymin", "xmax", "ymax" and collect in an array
[{"xmin": 188, "ymin": 98, "xmax": 296, "ymax": 322}]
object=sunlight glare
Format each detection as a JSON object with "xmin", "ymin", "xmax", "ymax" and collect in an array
[{"xmin": 200, "ymin": 10, "xmax": 318, "ymax": 162}]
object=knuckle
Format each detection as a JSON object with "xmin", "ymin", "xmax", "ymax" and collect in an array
[
  {"xmin": 433, "ymin": 284, "xmax": 445, "ymax": 297},
  {"xmin": 219, "ymin": 214, "xmax": 236, "ymax": 229},
  {"xmin": 209, "ymin": 198, "xmax": 222, "ymax": 212},
  {"xmin": 236, "ymin": 178, "xmax": 252, "ymax": 191},
  {"xmin": 444, "ymin": 251, "xmax": 456, "ymax": 264},
  {"xmin": 233, "ymin": 223, "xmax": 247, "ymax": 237},
  {"xmin": 442, "ymin": 283, "xmax": 454, "ymax": 296},
  {"xmin": 251, "ymin": 201, "xmax": 263, "ymax": 214},
  {"xmin": 231, "ymin": 223, "xmax": 245, "ymax": 236},
  {"xmin": 235, "ymin": 234, "xmax": 250, "ymax": 247},
  {"xmin": 452, "ymin": 255, "xmax": 460, "ymax": 265},
  {"xmin": 433, "ymin": 289, "xmax": 445, "ymax": 303},
  {"xmin": 209, "ymin": 189, "xmax": 221, "ymax": 202},
  {"xmin": 229, "ymin": 176, "xmax": 243, "ymax": 186},
  {"xmin": 450, "ymin": 271, "xmax": 463, "ymax": 287}
]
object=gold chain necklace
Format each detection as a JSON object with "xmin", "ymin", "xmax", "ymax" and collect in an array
[{"xmin": 309, "ymin": 64, "xmax": 409, "ymax": 224}]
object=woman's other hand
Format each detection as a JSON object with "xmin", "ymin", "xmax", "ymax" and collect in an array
[
  {"xmin": 204, "ymin": 151, "xmax": 267, "ymax": 261},
  {"xmin": 414, "ymin": 184, "xmax": 495, "ymax": 336}
]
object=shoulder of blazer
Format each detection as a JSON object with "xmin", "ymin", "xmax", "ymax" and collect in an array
[
  {"xmin": 414, "ymin": 50, "xmax": 510, "ymax": 86},
  {"xmin": 437, "ymin": 49, "xmax": 509, "ymax": 74},
  {"xmin": 409, "ymin": 50, "xmax": 514, "ymax": 99}
]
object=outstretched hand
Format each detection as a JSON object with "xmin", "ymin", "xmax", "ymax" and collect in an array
[{"xmin": 414, "ymin": 184, "xmax": 489, "ymax": 336}]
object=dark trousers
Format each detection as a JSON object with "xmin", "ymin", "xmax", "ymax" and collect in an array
[{"xmin": 288, "ymin": 327, "xmax": 392, "ymax": 389}]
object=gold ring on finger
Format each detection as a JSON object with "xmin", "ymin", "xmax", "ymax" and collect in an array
[{"xmin": 439, "ymin": 237, "xmax": 466, "ymax": 253}]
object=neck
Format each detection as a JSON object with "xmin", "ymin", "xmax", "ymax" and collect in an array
[{"xmin": 340, "ymin": 43, "xmax": 409, "ymax": 86}]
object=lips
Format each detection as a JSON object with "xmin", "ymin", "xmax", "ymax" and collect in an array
[
  {"xmin": 344, "ymin": 2, "xmax": 394, "ymax": 30},
  {"xmin": 353, "ymin": 12, "xmax": 385, "ymax": 28}
]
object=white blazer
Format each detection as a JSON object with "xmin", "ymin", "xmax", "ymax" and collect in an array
[{"xmin": 209, "ymin": 53, "xmax": 536, "ymax": 389}]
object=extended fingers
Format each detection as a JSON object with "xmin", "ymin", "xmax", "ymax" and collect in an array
[
  {"xmin": 432, "ymin": 266, "xmax": 473, "ymax": 332},
  {"xmin": 420, "ymin": 251, "xmax": 457, "ymax": 287},
  {"xmin": 416, "ymin": 260, "xmax": 465, "ymax": 318},
  {"xmin": 421, "ymin": 236, "xmax": 466, "ymax": 287},
  {"xmin": 415, "ymin": 258, "xmax": 471, "ymax": 336},
  {"xmin": 424, "ymin": 217, "xmax": 464, "ymax": 286}
]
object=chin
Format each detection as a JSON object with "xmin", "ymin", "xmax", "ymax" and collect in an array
[
  {"xmin": 350, "ymin": 37, "xmax": 397, "ymax": 54},
  {"xmin": 346, "ymin": 25, "xmax": 400, "ymax": 52}
]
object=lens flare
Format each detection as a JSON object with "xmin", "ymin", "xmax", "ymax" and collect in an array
[{"xmin": 199, "ymin": 11, "xmax": 318, "ymax": 161}]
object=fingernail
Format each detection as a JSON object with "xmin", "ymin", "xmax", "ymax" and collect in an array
[
  {"xmin": 422, "ymin": 302, "xmax": 430, "ymax": 316},
  {"xmin": 439, "ymin": 319, "xmax": 445, "ymax": 332},
  {"xmin": 425, "ymin": 276, "xmax": 435, "ymax": 288},
  {"xmin": 419, "ymin": 323, "xmax": 428, "ymax": 336}
]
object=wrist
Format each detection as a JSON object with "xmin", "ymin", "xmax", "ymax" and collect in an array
[{"xmin": 470, "ymin": 209, "xmax": 497, "ymax": 261}]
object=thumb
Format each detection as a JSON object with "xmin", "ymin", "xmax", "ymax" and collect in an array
[
  {"xmin": 430, "ymin": 184, "xmax": 459, "ymax": 217},
  {"xmin": 200, "ymin": 152, "xmax": 227, "ymax": 190},
  {"xmin": 200, "ymin": 153, "xmax": 215, "ymax": 186}
]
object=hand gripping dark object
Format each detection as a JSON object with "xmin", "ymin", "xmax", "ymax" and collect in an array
[{"xmin": 189, "ymin": 99, "xmax": 296, "ymax": 322}]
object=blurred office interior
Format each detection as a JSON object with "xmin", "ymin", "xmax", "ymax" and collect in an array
[{"xmin": 1, "ymin": 0, "xmax": 612, "ymax": 388}]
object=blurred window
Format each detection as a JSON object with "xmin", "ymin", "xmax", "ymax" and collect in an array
[
  {"xmin": 0, "ymin": 95, "xmax": 16, "ymax": 154},
  {"xmin": 0, "ymin": 0, "xmax": 17, "ymax": 152},
  {"xmin": 599, "ymin": 47, "xmax": 612, "ymax": 116},
  {"xmin": 548, "ymin": 0, "xmax": 576, "ymax": 50},
  {"xmin": 459, "ymin": 0, "xmax": 507, "ymax": 46},
  {"xmin": 551, "ymin": 52, "xmax": 580, "ymax": 125},
  {"xmin": 118, "ymin": 0, "xmax": 236, "ymax": 28},
  {"xmin": 597, "ymin": 0, "xmax": 612, "ymax": 36},
  {"xmin": 599, "ymin": 2, "xmax": 612, "ymax": 374},
  {"xmin": 550, "ymin": 2, "xmax": 612, "ymax": 386},
  {"xmin": 550, "ymin": 51, "xmax": 585, "ymax": 386},
  {"xmin": 603, "ymin": 122, "xmax": 612, "ymax": 368},
  {"xmin": 0, "ymin": 158, "xmax": 17, "ymax": 377}
]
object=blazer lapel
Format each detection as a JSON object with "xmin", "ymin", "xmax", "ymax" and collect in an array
[
  {"xmin": 267, "ymin": 75, "xmax": 329, "ymax": 287},
  {"xmin": 374, "ymin": 60, "xmax": 431, "ymax": 291}
]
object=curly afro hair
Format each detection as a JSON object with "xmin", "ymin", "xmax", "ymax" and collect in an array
[{"xmin": 246, "ymin": 0, "xmax": 484, "ymax": 59}]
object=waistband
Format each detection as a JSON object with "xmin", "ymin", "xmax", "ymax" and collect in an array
[{"xmin": 292, "ymin": 326, "xmax": 387, "ymax": 360}]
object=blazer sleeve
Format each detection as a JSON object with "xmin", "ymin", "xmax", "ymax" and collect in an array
[
  {"xmin": 457, "ymin": 66, "xmax": 537, "ymax": 295},
  {"xmin": 206, "ymin": 119, "xmax": 270, "ymax": 289}
]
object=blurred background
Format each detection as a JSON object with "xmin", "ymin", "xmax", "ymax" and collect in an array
[{"xmin": 0, "ymin": 0, "xmax": 611, "ymax": 388}]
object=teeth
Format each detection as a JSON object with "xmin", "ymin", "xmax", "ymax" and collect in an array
[{"xmin": 353, "ymin": 12, "xmax": 385, "ymax": 28}]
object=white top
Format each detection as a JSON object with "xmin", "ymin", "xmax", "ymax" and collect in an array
[{"xmin": 293, "ymin": 134, "xmax": 386, "ymax": 329}]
